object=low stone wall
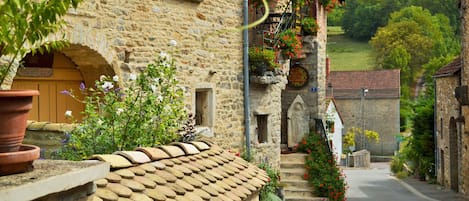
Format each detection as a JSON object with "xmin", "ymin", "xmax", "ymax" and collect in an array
[
  {"xmin": 23, "ymin": 121, "xmax": 73, "ymax": 159},
  {"xmin": 349, "ymin": 149, "xmax": 370, "ymax": 168}
]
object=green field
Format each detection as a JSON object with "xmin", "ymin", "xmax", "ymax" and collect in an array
[{"xmin": 326, "ymin": 26, "xmax": 375, "ymax": 71}]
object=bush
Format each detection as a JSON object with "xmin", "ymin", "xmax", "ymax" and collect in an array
[
  {"xmin": 259, "ymin": 162, "xmax": 282, "ymax": 201},
  {"xmin": 297, "ymin": 132, "xmax": 347, "ymax": 201},
  {"xmin": 56, "ymin": 52, "xmax": 186, "ymax": 160}
]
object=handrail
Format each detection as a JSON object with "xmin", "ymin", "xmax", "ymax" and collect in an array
[{"xmin": 315, "ymin": 118, "xmax": 333, "ymax": 156}]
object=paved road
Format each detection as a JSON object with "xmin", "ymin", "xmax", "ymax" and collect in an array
[{"xmin": 344, "ymin": 163, "xmax": 429, "ymax": 201}]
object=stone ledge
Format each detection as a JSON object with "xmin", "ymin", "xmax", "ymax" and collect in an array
[
  {"xmin": 26, "ymin": 120, "xmax": 76, "ymax": 133},
  {"xmin": 0, "ymin": 160, "xmax": 109, "ymax": 201},
  {"xmin": 250, "ymin": 75, "xmax": 283, "ymax": 85}
]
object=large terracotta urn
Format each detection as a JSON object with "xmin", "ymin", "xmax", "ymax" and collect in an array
[
  {"xmin": 0, "ymin": 90, "xmax": 39, "ymax": 152},
  {"xmin": 0, "ymin": 90, "xmax": 40, "ymax": 175}
]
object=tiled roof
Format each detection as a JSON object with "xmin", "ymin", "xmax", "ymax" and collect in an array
[
  {"xmin": 434, "ymin": 56, "xmax": 461, "ymax": 78},
  {"xmin": 89, "ymin": 141, "xmax": 268, "ymax": 201},
  {"xmin": 327, "ymin": 69, "xmax": 400, "ymax": 99}
]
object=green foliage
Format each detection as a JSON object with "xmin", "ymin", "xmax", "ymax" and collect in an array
[
  {"xmin": 259, "ymin": 162, "xmax": 282, "ymax": 201},
  {"xmin": 370, "ymin": 6, "xmax": 459, "ymax": 97},
  {"xmin": 342, "ymin": 127, "xmax": 380, "ymax": 153},
  {"xmin": 297, "ymin": 133, "xmax": 346, "ymax": 201},
  {"xmin": 277, "ymin": 29, "xmax": 302, "ymax": 58},
  {"xmin": 328, "ymin": 6, "xmax": 344, "ymax": 26},
  {"xmin": 409, "ymin": 85, "xmax": 435, "ymax": 179},
  {"xmin": 248, "ymin": 47, "xmax": 279, "ymax": 71},
  {"xmin": 390, "ymin": 155, "xmax": 404, "ymax": 174},
  {"xmin": 301, "ymin": 17, "xmax": 319, "ymax": 36},
  {"xmin": 341, "ymin": 0, "xmax": 403, "ymax": 40},
  {"xmin": 57, "ymin": 53, "xmax": 186, "ymax": 160},
  {"xmin": 0, "ymin": 0, "xmax": 83, "ymax": 87}
]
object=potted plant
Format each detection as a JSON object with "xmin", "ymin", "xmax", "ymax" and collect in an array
[
  {"xmin": 277, "ymin": 29, "xmax": 302, "ymax": 59},
  {"xmin": 0, "ymin": 0, "xmax": 82, "ymax": 175},
  {"xmin": 301, "ymin": 17, "xmax": 319, "ymax": 36},
  {"xmin": 249, "ymin": 47, "xmax": 280, "ymax": 76}
]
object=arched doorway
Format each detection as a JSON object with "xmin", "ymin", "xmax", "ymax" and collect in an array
[
  {"xmin": 11, "ymin": 44, "xmax": 114, "ymax": 123},
  {"xmin": 449, "ymin": 117, "xmax": 459, "ymax": 191}
]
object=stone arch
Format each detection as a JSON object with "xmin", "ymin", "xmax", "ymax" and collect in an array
[{"xmin": 63, "ymin": 24, "xmax": 123, "ymax": 86}]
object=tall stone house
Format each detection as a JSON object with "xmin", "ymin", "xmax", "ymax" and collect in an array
[
  {"xmin": 7, "ymin": 0, "xmax": 330, "ymax": 169},
  {"xmin": 434, "ymin": 0, "xmax": 469, "ymax": 195},
  {"xmin": 326, "ymin": 69, "xmax": 401, "ymax": 156},
  {"xmin": 434, "ymin": 57, "xmax": 462, "ymax": 192}
]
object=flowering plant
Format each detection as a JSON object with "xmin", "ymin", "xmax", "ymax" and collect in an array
[
  {"xmin": 277, "ymin": 29, "xmax": 302, "ymax": 58},
  {"xmin": 297, "ymin": 132, "xmax": 347, "ymax": 201},
  {"xmin": 57, "ymin": 52, "xmax": 186, "ymax": 160},
  {"xmin": 301, "ymin": 17, "xmax": 319, "ymax": 36},
  {"xmin": 249, "ymin": 47, "xmax": 279, "ymax": 74}
]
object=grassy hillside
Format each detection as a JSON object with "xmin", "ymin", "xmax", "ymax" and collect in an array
[{"xmin": 326, "ymin": 26, "xmax": 375, "ymax": 71}]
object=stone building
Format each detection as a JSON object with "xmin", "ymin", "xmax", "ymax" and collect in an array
[
  {"xmin": 326, "ymin": 69, "xmax": 401, "ymax": 156},
  {"xmin": 434, "ymin": 57, "xmax": 462, "ymax": 192},
  {"xmin": 7, "ymin": 0, "xmax": 330, "ymax": 169}
]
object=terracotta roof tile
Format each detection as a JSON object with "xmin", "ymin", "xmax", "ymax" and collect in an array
[
  {"xmin": 144, "ymin": 188, "xmax": 166, "ymax": 201},
  {"xmin": 130, "ymin": 192, "xmax": 152, "ymax": 201},
  {"xmin": 160, "ymin": 145, "xmax": 186, "ymax": 157},
  {"xmin": 434, "ymin": 56, "xmax": 461, "ymax": 77},
  {"xmin": 327, "ymin": 69, "xmax": 400, "ymax": 99},
  {"xmin": 105, "ymin": 172, "xmax": 122, "ymax": 183},
  {"xmin": 91, "ymin": 141, "xmax": 266, "ymax": 201},
  {"xmin": 114, "ymin": 151, "xmax": 151, "ymax": 164},
  {"xmin": 90, "ymin": 154, "xmax": 132, "ymax": 169},
  {"xmin": 107, "ymin": 183, "xmax": 132, "ymax": 197},
  {"xmin": 172, "ymin": 142, "xmax": 201, "ymax": 155},
  {"xmin": 95, "ymin": 188, "xmax": 118, "ymax": 201},
  {"xmin": 136, "ymin": 147, "xmax": 171, "ymax": 160},
  {"xmin": 193, "ymin": 188, "xmax": 211, "ymax": 200},
  {"xmin": 189, "ymin": 141, "xmax": 211, "ymax": 150}
]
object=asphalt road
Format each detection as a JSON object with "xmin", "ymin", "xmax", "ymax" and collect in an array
[{"xmin": 344, "ymin": 162, "xmax": 429, "ymax": 201}]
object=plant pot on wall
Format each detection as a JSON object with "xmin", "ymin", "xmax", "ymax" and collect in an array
[{"xmin": 0, "ymin": 90, "xmax": 39, "ymax": 152}]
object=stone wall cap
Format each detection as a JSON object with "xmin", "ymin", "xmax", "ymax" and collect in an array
[{"xmin": 0, "ymin": 160, "xmax": 109, "ymax": 201}]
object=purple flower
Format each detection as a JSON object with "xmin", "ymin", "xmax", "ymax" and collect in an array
[
  {"xmin": 79, "ymin": 82, "xmax": 86, "ymax": 91},
  {"xmin": 60, "ymin": 90, "xmax": 71, "ymax": 96}
]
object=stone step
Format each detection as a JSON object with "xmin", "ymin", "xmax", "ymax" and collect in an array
[
  {"xmin": 281, "ymin": 153, "xmax": 307, "ymax": 163},
  {"xmin": 281, "ymin": 179, "xmax": 311, "ymax": 189},
  {"xmin": 283, "ymin": 187, "xmax": 316, "ymax": 198},
  {"xmin": 284, "ymin": 196, "xmax": 329, "ymax": 201},
  {"xmin": 281, "ymin": 161, "xmax": 306, "ymax": 169},
  {"xmin": 280, "ymin": 168, "xmax": 306, "ymax": 180}
]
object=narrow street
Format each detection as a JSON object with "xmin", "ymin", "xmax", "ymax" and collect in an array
[{"xmin": 344, "ymin": 163, "xmax": 428, "ymax": 201}]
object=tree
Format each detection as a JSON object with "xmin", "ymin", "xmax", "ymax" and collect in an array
[
  {"xmin": 370, "ymin": 6, "xmax": 459, "ymax": 97},
  {"xmin": 0, "ymin": 0, "xmax": 82, "ymax": 88},
  {"xmin": 341, "ymin": 0, "xmax": 406, "ymax": 40}
]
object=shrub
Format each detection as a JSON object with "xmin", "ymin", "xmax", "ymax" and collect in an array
[
  {"xmin": 56, "ymin": 52, "xmax": 186, "ymax": 160},
  {"xmin": 297, "ymin": 132, "xmax": 347, "ymax": 201},
  {"xmin": 301, "ymin": 17, "xmax": 319, "ymax": 35},
  {"xmin": 259, "ymin": 162, "xmax": 282, "ymax": 201}
]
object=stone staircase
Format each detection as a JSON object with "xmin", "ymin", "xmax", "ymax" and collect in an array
[{"xmin": 280, "ymin": 153, "xmax": 327, "ymax": 201}]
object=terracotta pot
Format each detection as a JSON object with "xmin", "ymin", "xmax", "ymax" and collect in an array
[
  {"xmin": 0, "ymin": 144, "xmax": 40, "ymax": 175},
  {"xmin": 0, "ymin": 90, "xmax": 39, "ymax": 153}
]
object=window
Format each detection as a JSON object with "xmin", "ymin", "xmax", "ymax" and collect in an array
[
  {"xmin": 195, "ymin": 88, "xmax": 213, "ymax": 127},
  {"xmin": 257, "ymin": 115, "xmax": 268, "ymax": 143},
  {"xmin": 326, "ymin": 120, "xmax": 335, "ymax": 133}
]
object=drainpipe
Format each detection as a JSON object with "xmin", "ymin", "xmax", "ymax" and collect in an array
[{"xmin": 243, "ymin": 0, "xmax": 251, "ymax": 159}]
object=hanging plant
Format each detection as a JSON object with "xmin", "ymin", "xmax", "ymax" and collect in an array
[
  {"xmin": 301, "ymin": 17, "xmax": 319, "ymax": 35},
  {"xmin": 277, "ymin": 29, "xmax": 302, "ymax": 59}
]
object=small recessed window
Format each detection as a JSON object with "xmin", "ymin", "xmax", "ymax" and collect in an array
[
  {"xmin": 257, "ymin": 115, "xmax": 268, "ymax": 143},
  {"xmin": 326, "ymin": 120, "xmax": 335, "ymax": 133},
  {"xmin": 195, "ymin": 89, "xmax": 213, "ymax": 127}
]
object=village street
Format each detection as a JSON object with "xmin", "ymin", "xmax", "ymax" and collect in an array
[{"xmin": 345, "ymin": 162, "xmax": 429, "ymax": 201}]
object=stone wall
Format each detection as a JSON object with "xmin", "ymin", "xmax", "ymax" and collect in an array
[
  {"xmin": 333, "ymin": 98, "xmax": 399, "ymax": 156},
  {"xmin": 58, "ymin": 0, "xmax": 247, "ymax": 152},
  {"xmin": 460, "ymin": 0, "xmax": 469, "ymax": 194},
  {"xmin": 435, "ymin": 76, "xmax": 460, "ymax": 189}
]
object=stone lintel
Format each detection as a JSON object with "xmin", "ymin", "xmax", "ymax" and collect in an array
[{"xmin": 0, "ymin": 160, "xmax": 109, "ymax": 201}]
